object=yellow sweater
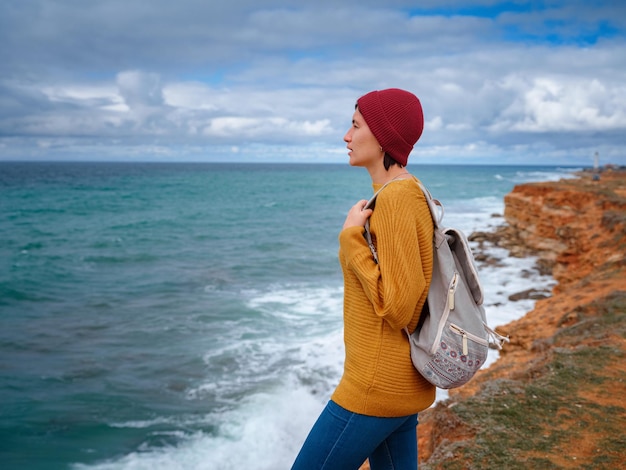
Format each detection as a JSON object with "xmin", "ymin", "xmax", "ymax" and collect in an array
[{"xmin": 331, "ymin": 178, "xmax": 436, "ymax": 416}]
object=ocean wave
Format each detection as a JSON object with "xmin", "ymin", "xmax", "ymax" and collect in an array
[{"xmin": 512, "ymin": 167, "xmax": 579, "ymax": 183}]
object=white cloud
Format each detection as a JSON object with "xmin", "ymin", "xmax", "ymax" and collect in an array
[
  {"xmin": 116, "ymin": 70, "xmax": 165, "ymax": 108},
  {"xmin": 163, "ymin": 83, "xmax": 220, "ymax": 111},
  {"xmin": 204, "ymin": 116, "xmax": 332, "ymax": 138},
  {"xmin": 490, "ymin": 76, "xmax": 626, "ymax": 133},
  {"xmin": 0, "ymin": 1, "xmax": 624, "ymax": 164}
]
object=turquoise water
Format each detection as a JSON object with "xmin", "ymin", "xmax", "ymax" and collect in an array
[{"xmin": 0, "ymin": 162, "xmax": 575, "ymax": 469}]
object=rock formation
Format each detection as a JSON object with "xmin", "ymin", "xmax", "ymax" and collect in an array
[{"xmin": 416, "ymin": 168, "xmax": 625, "ymax": 469}]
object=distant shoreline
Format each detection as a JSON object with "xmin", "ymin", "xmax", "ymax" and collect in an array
[{"xmin": 0, "ymin": 159, "xmax": 588, "ymax": 168}]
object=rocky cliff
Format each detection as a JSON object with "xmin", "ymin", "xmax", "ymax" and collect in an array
[{"xmin": 416, "ymin": 168, "xmax": 626, "ymax": 469}]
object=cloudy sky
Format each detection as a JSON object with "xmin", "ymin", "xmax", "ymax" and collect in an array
[{"xmin": 1, "ymin": 0, "xmax": 625, "ymax": 166}]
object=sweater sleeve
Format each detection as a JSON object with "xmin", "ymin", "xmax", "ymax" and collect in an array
[{"xmin": 338, "ymin": 183, "xmax": 429, "ymax": 330}]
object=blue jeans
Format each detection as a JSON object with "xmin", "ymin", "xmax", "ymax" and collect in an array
[{"xmin": 291, "ymin": 400, "xmax": 418, "ymax": 470}]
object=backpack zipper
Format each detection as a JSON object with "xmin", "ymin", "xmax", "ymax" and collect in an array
[
  {"xmin": 448, "ymin": 272, "xmax": 458, "ymax": 311},
  {"xmin": 429, "ymin": 273, "xmax": 461, "ymax": 356},
  {"xmin": 449, "ymin": 323, "xmax": 488, "ymax": 355}
]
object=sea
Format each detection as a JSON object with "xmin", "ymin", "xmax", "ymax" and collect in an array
[{"xmin": 0, "ymin": 162, "xmax": 577, "ymax": 470}]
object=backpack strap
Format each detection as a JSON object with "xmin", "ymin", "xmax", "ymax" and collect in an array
[
  {"xmin": 410, "ymin": 181, "xmax": 444, "ymax": 230},
  {"xmin": 485, "ymin": 323, "xmax": 510, "ymax": 349},
  {"xmin": 363, "ymin": 186, "xmax": 386, "ymax": 264},
  {"xmin": 363, "ymin": 176, "xmax": 442, "ymax": 264}
]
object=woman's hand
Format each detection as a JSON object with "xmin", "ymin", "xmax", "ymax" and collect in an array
[{"xmin": 343, "ymin": 200, "xmax": 373, "ymax": 230}]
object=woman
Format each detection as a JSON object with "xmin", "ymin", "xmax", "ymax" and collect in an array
[{"xmin": 291, "ymin": 88, "xmax": 436, "ymax": 470}]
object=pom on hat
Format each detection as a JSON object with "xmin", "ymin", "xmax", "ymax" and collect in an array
[{"xmin": 356, "ymin": 88, "xmax": 424, "ymax": 166}]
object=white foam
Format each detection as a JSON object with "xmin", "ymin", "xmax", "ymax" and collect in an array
[
  {"xmin": 73, "ymin": 389, "xmax": 324, "ymax": 470},
  {"xmin": 246, "ymin": 284, "xmax": 344, "ymax": 327},
  {"xmin": 512, "ymin": 167, "xmax": 580, "ymax": 183},
  {"xmin": 76, "ymin": 325, "xmax": 342, "ymax": 470},
  {"xmin": 72, "ymin": 388, "xmax": 324, "ymax": 470}
]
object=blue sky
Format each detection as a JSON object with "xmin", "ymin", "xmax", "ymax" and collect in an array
[{"xmin": 0, "ymin": 0, "xmax": 625, "ymax": 166}]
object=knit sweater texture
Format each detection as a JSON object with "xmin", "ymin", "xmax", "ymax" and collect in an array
[{"xmin": 331, "ymin": 178, "xmax": 436, "ymax": 416}]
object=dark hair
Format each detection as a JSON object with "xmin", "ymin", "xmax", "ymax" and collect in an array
[{"xmin": 384, "ymin": 153, "xmax": 402, "ymax": 170}]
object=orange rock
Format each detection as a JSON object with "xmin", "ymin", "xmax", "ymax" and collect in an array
[{"xmin": 418, "ymin": 168, "xmax": 626, "ymax": 466}]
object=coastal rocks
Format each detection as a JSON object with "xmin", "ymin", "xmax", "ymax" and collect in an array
[
  {"xmin": 470, "ymin": 169, "xmax": 626, "ymax": 290},
  {"xmin": 503, "ymin": 171, "xmax": 626, "ymax": 290},
  {"xmin": 468, "ymin": 225, "xmax": 552, "ymax": 273},
  {"xmin": 417, "ymin": 168, "xmax": 626, "ymax": 468},
  {"xmin": 507, "ymin": 288, "xmax": 551, "ymax": 301}
]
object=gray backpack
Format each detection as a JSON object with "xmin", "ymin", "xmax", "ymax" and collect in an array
[{"xmin": 363, "ymin": 177, "xmax": 508, "ymax": 389}]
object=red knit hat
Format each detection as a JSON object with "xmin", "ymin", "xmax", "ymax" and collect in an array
[{"xmin": 357, "ymin": 88, "xmax": 424, "ymax": 166}]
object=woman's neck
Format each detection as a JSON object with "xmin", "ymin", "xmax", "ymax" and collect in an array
[{"xmin": 369, "ymin": 165, "xmax": 411, "ymax": 185}]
